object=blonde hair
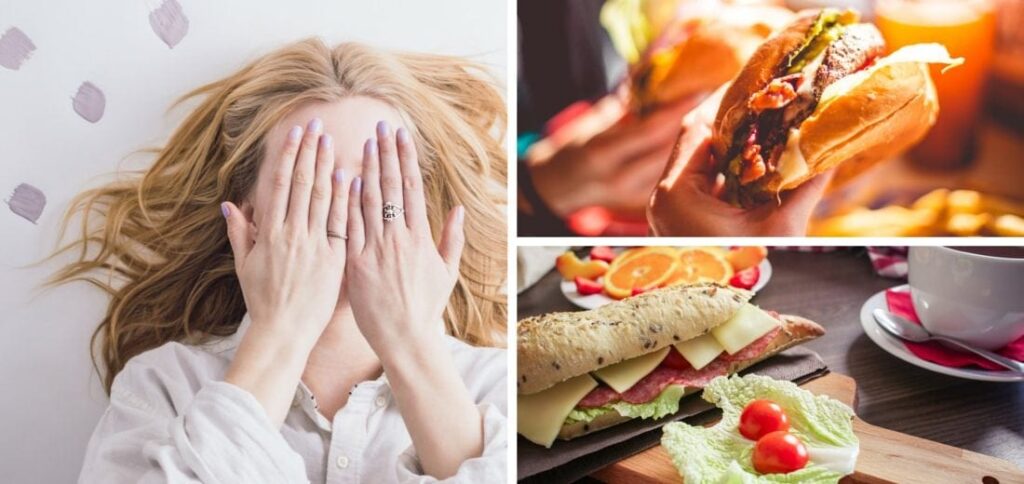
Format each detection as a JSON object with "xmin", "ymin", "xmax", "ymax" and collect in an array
[{"xmin": 50, "ymin": 39, "xmax": 507, "ymax": 393}]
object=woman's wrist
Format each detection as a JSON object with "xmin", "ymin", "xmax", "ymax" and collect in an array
[{"xmin": 377, "ymin": 326, "xmax": 447, "ymax": 379}]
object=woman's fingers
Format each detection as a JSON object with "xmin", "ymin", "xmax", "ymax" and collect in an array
[
  {"xmin": 396, "ymin": 127, "xmax": 430, "ymax": 236},
  {"xmin": 264, "ymin": 125, "xmax": 303, "ymax": 229},
  {"xmin": 308, "ymin": 133, "xmax": 334, "ymax": 233},
  {"xmin": 360, "ymin": 136, "xmax": 384, "ymax": 241},
  {"xmin": 377, "ymin": 121, "xmax": 405, "ymax": 235},
  {"xmin": 222, "ymin": 201, "xmax": 254, "ymax": 265},
  {"xmin": 437, "ymin": 205, "xmax": 466, "ymax": 280},
  {"xmin": 326, "ymin": 167, "xmax": 348, "ymax": 253},
  {"xmin": 347, "ymin": 176, "xmax": 366, "ymax": 254},
  {"xmin": 286, "ymin": 118, "xmax": 323, "ymax": 232}
]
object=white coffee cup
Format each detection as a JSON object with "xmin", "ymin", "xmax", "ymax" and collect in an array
[{"xmin": 908, "ymin": 246, "xmax": 1024, "ymax": 350}]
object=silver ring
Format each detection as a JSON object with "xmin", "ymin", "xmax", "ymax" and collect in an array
[
  {"xmin": 383, "ymin": 202, "xmax": 404, "ymax": 222},
  {"xmin": 326, "ymin": 230, "xmax": 347, "ymax": 240}
]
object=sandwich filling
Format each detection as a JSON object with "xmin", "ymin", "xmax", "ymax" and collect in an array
[{"xmin": 721, "ymin": 9, "xmax": 884, "ymax": 203}]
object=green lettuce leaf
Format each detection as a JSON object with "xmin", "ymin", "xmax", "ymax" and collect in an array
[
  {"xmin": 661, "ymin": 374, "xmax": 858, "ymax": 484},
  {"xmin": 565, "ymin": 384, "xmax": 686, "ymax": 425}
]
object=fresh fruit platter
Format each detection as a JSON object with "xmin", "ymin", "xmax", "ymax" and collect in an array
[{"xmin": 557, "ymin": 246, "xmax": 771, "ymax": 309}]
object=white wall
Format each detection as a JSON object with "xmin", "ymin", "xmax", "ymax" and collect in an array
[{"xmin": 0, "ymin": 1, "xmax": 506, "ymax": 481}]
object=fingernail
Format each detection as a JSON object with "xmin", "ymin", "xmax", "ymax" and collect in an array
[
  {"xmin": 376, "ymin": 120, "xmax": 390, "ymax": 138},
  {"xmin": 288, "ymin": 125, "xmax": 302, "ymax": 141},
  {"xmin": 320, "ymin": 133, "xmax": 333, "ymax": 148},
  {"xmin": 333, "ymin": 168, "xmax": 344, "ymax": 183},
  {"xmin": 365, "ymin": 138, "xmax": 377, "ymax": 156},
  {"xmin": 396, "ymin": 127, "xmax": 410, "ymax": 144},
  {"xmin": 220, "ymin": 202, "xmax": 230, "ymax": 218},
  {"xmin": 353, "ymin": 176, "xmax": 362, "ymax": 192},
  {"xmin": 308, "ymin": 118, "xmax": 322, "ymax": 133},
  {"xmin": 456, "ymin": 205, "xmax": 465, "ymax": 224}
]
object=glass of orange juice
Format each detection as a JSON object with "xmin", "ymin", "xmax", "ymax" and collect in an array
[{"xmin": 875, "ymin": 0, "xmax": 996, "ymax": 169}]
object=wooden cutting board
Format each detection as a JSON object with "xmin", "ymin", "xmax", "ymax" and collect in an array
[{"xmin": 592, "ymin": 373, "xmax": 1024, "ymax": 484}]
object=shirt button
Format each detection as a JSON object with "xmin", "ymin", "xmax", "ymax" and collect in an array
[
  {"xmin": 336, "ymin": 455, "xmax": 349, "ymax": 469},
  {"xmin": 375, "ymin": 396, "xmax": 387, "ymax": 407}
]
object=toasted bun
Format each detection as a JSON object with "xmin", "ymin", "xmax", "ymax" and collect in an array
[
  {"xmin": 642, "ymin": 6, "xmax": 795, "ymax": 108},
  {"xmin": 556, "ymin": 314, "xmax": 826, "ymax": 440},
  {"xmin": 711, "ymin": 10, "xmax": 822, "ymax": 161},
  {"xmin": 517, "ymin": 283, "xmax": 752, "ymax": 395}
]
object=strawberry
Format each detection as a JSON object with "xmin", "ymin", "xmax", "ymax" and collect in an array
[
  {"xmin": 574, "ymin": 276, "xmax": 604, "ymax": 296},
  {"xmin": 589, "ymin": 246, "xmax": 617, "ymax": 264},
  {"xmin": 729, "ymin": 266, "xmax": 760, "ymax": 290},
  {"xmin": 631, "ymin": 286, "xmax": 651, "ymax": 296}
]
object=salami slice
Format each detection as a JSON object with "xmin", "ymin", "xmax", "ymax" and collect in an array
[
  {"xmin": 577, "ymin": 385, "xmax": 621, "ymax": 408},
  {"xmin": 620, "ymin": 358, "xmax": 730, "ymax": 404}
]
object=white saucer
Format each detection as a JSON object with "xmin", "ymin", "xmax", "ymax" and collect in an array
[
  {"xmin": 560, "ymin": 258, "xmax": 772, "ymax": 310},
  {"xmin": 859, "ymin": 285, "xmax": 1024, "ymax": 383}
]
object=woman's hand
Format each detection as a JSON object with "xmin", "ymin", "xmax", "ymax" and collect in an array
[
  {"xmin": 647, "ymin": 88, "xmax": 833, "ymax": 236},
  {"xmin": 221, "ymin": 118, "xmax": 349, "ymax": 425},
  {"xmin": 345, "ymin": 121, "xmax": 482, "ymax": 479},
  {"xmin": 343, "ymin": 122, "xmax": 464, "ymax": 356},
  {"xmin": 524, "ymin": 95, "xmax": 699, "ymax": 217}
]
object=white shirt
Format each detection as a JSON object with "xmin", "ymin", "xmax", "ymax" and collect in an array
[{"xmin": 78, "ymin": 315, "xmax": 507, "ymax": 483}]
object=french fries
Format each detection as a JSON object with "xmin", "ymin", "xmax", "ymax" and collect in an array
[{"xmin": 811, "ymin": 189, "xmax": 1024, "ymax": 236}]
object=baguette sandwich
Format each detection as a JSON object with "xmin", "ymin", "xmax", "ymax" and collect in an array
[{"xmin": 517, "ymin": 283, "xmax": 824, "ymax": 448}]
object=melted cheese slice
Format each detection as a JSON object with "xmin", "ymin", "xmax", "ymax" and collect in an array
[
  {"xmin": 821, "ymin": 43, "xmax": 963, "ymax": 104},
  {"xmin": 518, "ymin": 374, "xmax": 598, "ymax": 448},
  {"xmin": 674, "ymin": 333, "xmax": 725, "ymax": 370},
  {"xmin": 592, "ymin": 346, "xmax": 671, "ymax": 393},
  {"xmin": 710, "ymin": 303, "xmax": 781, "ymax": 355},
  {"xmin": 776, "ymin": 128, "xmax": 808, "ymax": 190}
]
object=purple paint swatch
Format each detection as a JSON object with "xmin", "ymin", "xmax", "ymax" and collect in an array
[
  {"xmin": 6, "ymin": 183, "xmax": 46, "ymax": 224},
  {"xmin": 0, "ymin": 27, "xmax": 35, "ymax": 70},
  {"xmin": 149, "ymin": 0, "xmax": 189, "ymax": 49},
  {"xmin": 72, "ymin": 82, "xmax": 105, "ymax": 123}
]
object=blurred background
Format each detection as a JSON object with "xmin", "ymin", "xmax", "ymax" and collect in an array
[{"xmin": 518, "ymin": 0, "xmax": 1024, "ymax": 236}]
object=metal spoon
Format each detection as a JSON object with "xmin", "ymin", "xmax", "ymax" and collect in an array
[{"xmin": 872, "ymin": 308, "xmax": 1024, "ymax": 374}]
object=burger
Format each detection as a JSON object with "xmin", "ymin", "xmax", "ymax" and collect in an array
[{"xmin": 711, "ymin": 8, "xmax": 963, "ymax": 207}]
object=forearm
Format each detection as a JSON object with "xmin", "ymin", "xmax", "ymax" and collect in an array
[
  {"xmin": 225, "ymin": 322, "xmax": 316, "ymax": 427},
  {"xmin": 381, "ymin": 331, "xmax": 484, "ymax": 479}
]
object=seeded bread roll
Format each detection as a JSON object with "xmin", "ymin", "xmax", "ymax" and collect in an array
[
  {"xmin": 556, "ymin": 314, "xmax": 825, "ymax": 440},
  {"xmin": 517, "ymin": 283, "xmax": 752, "ymax": 395}
]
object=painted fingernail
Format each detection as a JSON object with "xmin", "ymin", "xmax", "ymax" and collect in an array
[
  {"xmin": 376, "ymin": 120, "xmax": 390, "ymax": 138},
  {"xmin": 320, "ymin": 133, "xmax": 333, "ymax": 148},
  {"xmin": 365, "ymin": 138, "xmax": 377, "ymax": 156},
  {"xmin": 308, "ymin": 117, "xmax": 322, "ymax": 133},
  {"xmin": 288, "ymin": 125, "xmax": 302, "ymax": 141},
  {"xmin": 396, "ymin": 127, "xmax": 410, "ymax": 144},
  {"xmin": 333, "ymin": 168, "xmax": 344, "ymax": 183},
  {"xmin": 353, "ymin": 176, "xmax": 363, "ymax": 192},
  {"xmin": 220, "ymin": 202, "xmax": 230, "ymax": 218},
  {"xmin": 456, "ymin": 205, "xmax": 465, "ymax": 223}
]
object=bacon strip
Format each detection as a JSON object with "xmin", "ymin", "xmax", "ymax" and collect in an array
[{"xmin": 748, "ymin": 74, "xmax": 802, "ymax": 114}]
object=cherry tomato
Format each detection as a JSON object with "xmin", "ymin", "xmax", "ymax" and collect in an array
[
  {"xmin": 752, "ymin": 431, "xmax": 808, "ymax": 474},
  {"xmin": 660, "ymin": 347, "xmax": 691, "ymax": 371},
  {"xmin": 739, "ymin": 399, "xmax": 790, "ymax": 440}
]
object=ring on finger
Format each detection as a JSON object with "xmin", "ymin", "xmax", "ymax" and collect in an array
[
  {"xmin": 383, "ymin": 202, "xmax": 404, "ymax": 222},
  {"xmin": 326, "ymin": 230, "xmax": 348, "ymax": 240}
]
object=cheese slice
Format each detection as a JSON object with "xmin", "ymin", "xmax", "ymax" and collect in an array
[
  {"xmin": 775, "ymin": 128, "xmax": 809, "ymax": 190},
  {"xmin": 821, "ymin": 43, "xmax": 963, "ymax": 104},
  {"xmin": 711, "ymin": 303, "xmax": 781, "ymax": 355},
  {"xmin": 673, "ymin": 333, "xmax": 725, "ymax": 370},
  {"xmin": 592, "ymin": 346, "xmax": 671, "ymax": 393},
  {"xmin": 518, "ymin": 374, "xmax": 598, "ymax": 448}
]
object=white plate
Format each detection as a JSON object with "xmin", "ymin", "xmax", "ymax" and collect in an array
[
  {"xmin": 560, "ymin": 255, "xmax": 772, "ymax": 310},
  {"xmin": 859, "ymin": 285, "xmax": 1024, "ymax": 383}
]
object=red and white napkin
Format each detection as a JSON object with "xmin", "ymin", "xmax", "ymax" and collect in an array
[{"xmin": 885, "ymin": 287, "xmax": 1024, "ymax": 371}]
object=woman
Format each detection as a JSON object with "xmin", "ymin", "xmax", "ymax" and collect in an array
[{"xmin": 53, "ymin": 39, "xmax": 507, "ymax": 483}]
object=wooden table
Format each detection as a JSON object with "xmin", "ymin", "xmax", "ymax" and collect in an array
[{"xmin": 517, "ymin": 248, "xmax": 1024, "ymax": 478}]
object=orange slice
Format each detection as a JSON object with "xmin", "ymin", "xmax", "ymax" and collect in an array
[
  {"xmin": 604, "ymin": 247, "xmax": 679, "ymax": 299},
  {"xmin": 664, "ymin": 247, "xmax": 734, "ymax": 286}
]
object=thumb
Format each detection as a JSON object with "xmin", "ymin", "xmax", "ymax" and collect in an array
[
  {"xmin": 221, "ymin": 201, "xmax": 254, "ymax": 266},
  {"xmin": 437, "ymin": 205, "xmax": 466, "ymax": 280}
]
